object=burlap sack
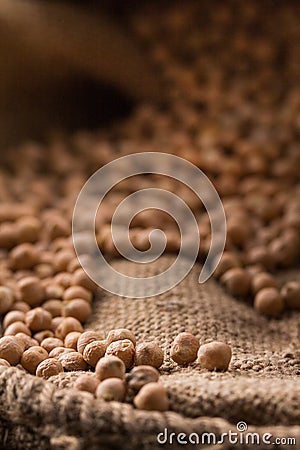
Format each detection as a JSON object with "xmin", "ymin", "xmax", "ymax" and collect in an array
[{"xmin": 0, "ymin": 256, "xmax": 299, "ymax": 450}]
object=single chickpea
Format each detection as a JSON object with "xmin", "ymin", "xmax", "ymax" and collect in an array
[
  {"xmin": 53, "ymin": 272, "xmax": 72, "ymax": 289},
  {"xmin": 21, "ymin": 346, "xmax": 49, "ymax": 374},
  {"xmin": 18, "ymin": 277, "xmax": 45, "ymax": 307},
  {"xmin": 0, "ymin": 336, "xmax": 23, "ymax": 365},
  {"xmin": 77, "ymin": 331, "xmax": 105, "ymax": 354},
  {"xmin": 36, "ymin": 358, "xmax": 63, "ymax": 379},
  {"xmin": 197, "ymin": 341, "xmax": 232, "ymax": 371},
  {"xmin": 74, "ymin": 374, "xmax": 100, "ymax": 395},
  {"xmin": 4, "ymin": 321, "xmax": 31, "ymax": 336},
  {"xmin": 33, "ymin": 330, "xmax": 54, "ymax": 343},
  {"xmin": 63, "ymin": 286, "xmax": 92, "ymax": 303},
  {"xmin": 44, "ymin": 284, "xmax": 64, "ymax": 300},
  {"xmin": 55, "ymin": 317, "xmax": 83, "ymax": 340},
  {"xmin": 72, "ymin": 268, "xmax": 98, "ymax": 294},
  {"xmin": 42, "ymin": 299, "xmax": 63, "ymax": 317},
  {"xmin": 0, "ymin": 286, "xmax": 14, "ymax": 314},
  {"xmin": 251, "ymin": 272, "xmax": 278, "ymax": 294},
  {"xmin": 105, "ymin": 339, "xmax": 135, "ymax": 369},
  {"xmin": 10, "ymin": 243, "xmax": 39, "ymax": 270},
  {"xmin": 96, "ymin": 378, "xmax": 127, "ymax": 402},
  {"xmin": 254, "ymin": 287, "xmax": 284, "ymax": 315},
  {"xmin": 11, "ymin": 301, "xmax": 30, "ymax": 313},
  {"xmin": 0, "ymin": 223, "xmax": 18, "ymax": 249},
  {"xmin": 221, "ymin": 268, "xmax": 251, "ymax": 296},
  {"xmin": 135, "ymin": 342, "xmax": 164, "ymax": 368},
  {"xmin": 58, "ymin": 351, "xmax": 88, "ymax": 371},
  {"xmin": 83, "ymin": 340, "xmax": 107, "ymax": 367},
  {"xmin": 126, "ymin": 365, "xmax": 160, "ymax": 392},
  {"xmin": 16, "ymin": 216, "xmax": 41, "ymax": 244},
  {"xmin": 95, "ymin": 355, "xmax": 126, "ymax": 381},
  {"xmin": 133, "ymin": 383, "xmax": 169, "ymax": 411},
  {"xmin": 53, "ymin": 250, "xmax": 74, "ymax": 272},
  {"xmin": 106, "ymin": 328, "xmax": 136, "ymax": 347},
  {"xmin": 64, "ymin": 331, "xmax": 82, "ymax": 350},
  {"xmin": 3, "ymin": 310, "xmax": 25, "ymax": 329},
  {"xmin": 281, "ymin": 281, "xmax": 300, "ymax": 310},
  {"xmin": 25, "ymin": 307, "xmax": 52, "ymax": 331},
  {"xmin": 170, "ymin": 332, "xmax": 199, "ymax": 365},
  {"xmin": 40, "ymin": 337, "xmax": 64, "ymax": 353},
  {"xmin": 51, "ymin": 316, "xmax": 64, "ymax": 332},
  {"xmin": 63, "ymin": 299, "xmax": 92, "ymax": 323}
]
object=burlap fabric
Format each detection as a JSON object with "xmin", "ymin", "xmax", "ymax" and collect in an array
[{"xmin": 0, "ymin": 257, "xmax": 299, "ymax": 449}]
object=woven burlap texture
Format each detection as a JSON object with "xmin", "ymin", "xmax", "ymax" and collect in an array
[{"xmin": 0, "ymin": 256, "xmax": 299, "ymax": 450}]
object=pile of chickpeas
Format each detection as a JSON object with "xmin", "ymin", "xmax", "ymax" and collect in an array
[{"xmin": 0, "ymin": 0, "xmax": 300, "ymax": 410}]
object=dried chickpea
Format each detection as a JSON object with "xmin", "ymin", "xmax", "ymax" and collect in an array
[
  {"xmin": 214, "ymin": 252, "xmax": 240, "ymax": 278},
  {"xmin": 16, "ymin": 216, "xmax": 41, "ymax": 244},
  {"xmin": 64, "ymin": 331, "xmax": 82, "ymax": 350},
  {"xmin": 135, "ymin": 342, "xmax": 164, "ymax": 368},
  {"xmin": 3, "ymin": 310, "xmax": 25, "ymax": 329},
  {"xmin": 51, "ymin": 316, "xmax": 64, "ymax": 332},
  {"xmin": 10, "ymin": 243, "xmax": 39, "ymax": 270},
  {"xmin": 106, "ymin": 339, "xmax": 135, "ymax": 369},
  {"xmin": 63, "ymin": 299, "xmax": 92, "ymax": 323},
  {"xmin": 55, "ymin": 317, "xmax": 83, "ymax": 340},
  {"xmin": 95, "ymin": 355, "xmax": 126, "ymax": 381},
  {"xmin": 15, "ymin": 333, "xmax": 39, "ymax": 351},
  {"xmin": 254, "ymin": 287, "xmax": 284, "ymax": 315},
  {"xmin": 0, "ymin": 336, "xmax": 23, "ymax": 365},
  {"xmin": 0, "ymin": 223, "xmax": 18, "ymax": 249},
  {"xmin": 170, "ymin": 332, "xmax": 199, "ymax": 365},
  {"xmin": 11, "ymin": 301, "xmax": 30, "ymax": 313},
  {"xmin": 126, "ymin": 365, "xmax": 159, "ymax": 392},
  {"xmin": 40, "ymin": 337, "xmax": 64, "ymax": 353},
  {"xmin": 58, "ymin": 351, "xmax": 88, "ymax": 371},
  {"xmin": 96, "ymin": 378, "xmax": 126, "ymax": 402},
  {"xmin": 18, "ymin": 277, "xmax": 45, "ymax": 307},
  {"xmin": 74, "ymin": 374, "xmax": 100, "ymax": 394},
  {"xmin": 106, "ymin": 328, "xmax": 136, "ymax": 346},
  {"xmin": 251, "ymin": 272, "xmax": 277, "ymax": 294},
  {"xmin": 0, "ymin": 286, "xmax": 14, "ymax": 314},
  {"xmin": 49, "ymin": 347, "xmax": 75, "ymax": 358},
  {"xmin": 77, "ymin": 331, "xmax": 104, "ymax": 354},
  {"xmin": 36, "ymin": 358, "xmax": 63, "ymax": 379},
  {"xmin": 54, "ymin": 250, "xmax": 74, "ymax": 272},
  {"xmin": 53, "ymin": 272, "xmax": 72, "ymax": 289},
  {"xmin": 134, "ymin": 383, "xmax": 169, "ymax": 411},
  {"xmin": 4, "ymin": 321, "xmax": 31, "ymax": 336},
  {"xmin": 34, "ymin": 263, "xmax": 54, "ymax": 279},
  {"xmin": 83, "ymin": 340, "xmax": 107, "ymax": 367},
  {"xmin": 42, "ymin": 299, "xmax": 63, "ymax": 317},
  {"xmin": 221, "ymin": 268, "xmax": 251, "ymax": 296},
  {"xmin": 197, "ymin": 341, "xmax": 232, "ymax": 371},
  {"xmin": 44, "ymin": 284, "xmax": 64, "ymax": 300},
  {"xmin": 21, "ymin": 346, "xmax": 49, "ymax": 374},
  {"xmin": 25, "ymin": 307, "xmax": 52, "ymax": 331},
  {"xmin": 33, "ymin": 330, "xmax": 54, "ymax": 343},
  {"xmin": 63, "ymin": 286, "xmax": 92, "ymax": 303},
  {"xmin": 72, "ymin": 268, "xmax": 98, "ymax": 293},
  {"xmin": 0, "ymin": 358, "xmax": 11, "ymax": 369},
  {"xmin": 281, "ymin": 281, "xmax": 300, "ymax": 310}
]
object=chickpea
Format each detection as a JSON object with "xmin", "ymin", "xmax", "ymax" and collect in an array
[
  {"xmin": 18, "ymin": 277, "xmax": 45, "ymax": 307},
  {"xmin": 74, "ymin": 374, "xmax": 100, "ymax": 395},
  {"xmin": 36, "ymin": 358, "xmax": 63, "ymax": 379},
  {"xmin": 0, "ymin": 286, "xmax": 14, "ymax": 314},
  {"xmin": 170, "ymin": 332, "xmax": 199, "ymax": 365},
  {"xmin": 281, "ymin": 281, "xmax": 300, "ymax": 310},
  {"xmin": 95, "ymin": 355, "xmax": 125, "ymax": 381},
  {"xmin": 63, "ymin": 286, "xmax": 92, "ymax": 303},
  {"xmin": 106, "ymin": 329, "xmax": 136, "ymax": 346},
  {"xmin": 40, "ymin": 337, "xmax": 64, "ymax": 353},
  {"xmin": 0, "ymin": 336, "xmax": 23, "ymax": 365},
  {"xmin": 221, "ymin": 268, "xmax": 251, "ymax": 296},
  {"xmin": 25, "ymin": 307, "xmax": 52, "ymax": 331},
  {"xmin": 10, "ymin": 243, "xmax": 39, "ymax": 270},
  {"xmin": 58, "ymin": 351, "xmax": 88, "ymax": 371},
  {"xmin": 83, "ymin": 340, "xmax": 107, "ymax": 367},
  {"xmin": 77, "ymin": 331, "xmax": 104, "ymax": 354},
  {"xmin": 135, "ymin": 342, "xmax": 164, "ymax": 368},
  {"xmin": 63, "ymin": 299, "xmax": 92, "ymax": 323},
  {"xmin": 3, "ymin": 311, "xmax": 25, "ymax": 329},
  {"xmin": 96, "ymin": 378, "xmax": 127, "ymax": 402},
  {"xmin": 21, "ymin": 346, "xmax": 49, "ymax": 374},
  {"xmin": 126, "ymin": 365, "xmax": 160, "ymax": 392},
  {"xmin": 134, "ymin": 383, "xmax": 169, "ymax": 411},
  {"xmin": 105, "ymin": 339, "xmax": 135, "ymax": 369},
  {"xmin": 254, "ymin": 288, "xmax": 284, "ymax": 315},
  {"xmin": 197, "ymin": 341, "xmax": 232, "ymax": 371},
  {"xmin": 64, "ymin": 331, "xmax": 82, "ymax": 350},
  {"xmin": 4, "ymin": 321, "xmax": 31, "ymax": 336},
  {"xmin": 55, "ymin": 317, "xmax": 83, "ymax": 340}
]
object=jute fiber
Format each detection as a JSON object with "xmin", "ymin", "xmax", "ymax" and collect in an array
[{"xmin": 0, "ymin": 257, "xmax": 299, "ymax": 449}]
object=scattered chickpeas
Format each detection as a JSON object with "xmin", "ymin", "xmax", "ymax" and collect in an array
[
  {"xmin": 197, "ymin": 341, "xmax": 232, "ymax": 371},
  {"xmin": 106, "ymin": 339, "xmax": 135, "ymax": 369},
  {"xmin": 0, "ymin": 336, "xmax": 23, "ymax": 365},
  {"xmin": 170, "ymin": 332, "xmax": 199, "ymax": 365},
  {"xmin": 133, "ymin": 383, "xmax": 169, "ymax": 411},
  {"xmin": 36, "ymin": 358, "xmax": 63, "ymax": 379},
  {"xmin": 135, "ymin": 342, "xmax": 164, "ymax": 368},
  {"xmin": 21, "ymin": 346, "xmax": 49, "ymax": 374},
  {"xmin": 83, "ymin": 340, "xmax": 107, "ymax": 367},
  {"xmin": 0, "ymin": 286, "xmax": 14, "ymax": 314},
  {"xmin": 254, "ymin": 287, "xmax": 285, "ymax": 315},
  {"xmin": 74, "ymin": 373, "xmax": 100, "ymax": 394},
  {"xmin": 126, "ymin": 365, "xmax": 160, "ymax": 392},
  {"xmin": 95, "ymin": 355, "xmax": 126, "ymax": 381}
]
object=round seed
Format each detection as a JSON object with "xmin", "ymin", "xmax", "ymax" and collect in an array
[
  {"xmin": 281, "ymin": 281, "xmax": 300, "ymax": 310},
  {"xmin": 197, "ymin": 341, "xmax": 232, "ymax": 371},
  {"xmin": 105, "ymin": 339, "xmax": 135, "ymax": 369},
  {"xmin": 36, "ymin": 358, "xmax": 63, "ymax": 379},
  {"xmin": 83, "ymin": 340, "xmax": 107, "ymax": 367},
  {"xmin": 126, "ymin": 365, "xmax": 160, "ymax": 392},
  {"xmin": 170, "ymin": 332, "xmax": 199, "ymax": 365},
  {"xmin": 96, "ymin": 378, "xmax": 127, "ymax": 402},
  {"xmin": 21, "ymin": 346, "xmax": 49, "ymax": 374},
  {"xmin": 95, "ymin": 355, "xmax": 126, "ymax": 381},
  {"xmin": 135, "ymin": 342, "xmax": 164, "ymax": 368},
  {"xmin": 133, "ymin": 383, "xmax": 169, "ymax": 411},
  {"xmin": 0, "ymin": 336, "xmax": 23, "ymax": 365},
  {"xmin": 74, "ymin": 374, "xmax": 100, "ymax": 394}
]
